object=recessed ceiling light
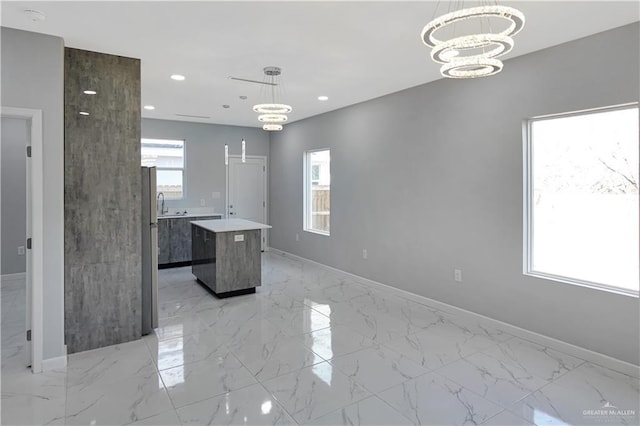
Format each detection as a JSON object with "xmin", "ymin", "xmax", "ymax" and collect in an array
[
  {"xmin": 170, "ymin": 74, "xmax": 186, "ymax": 81},
  {"xmin": 222, "ymin": 105, "xmax": 230, "ymax": 109},
  {"xmin": 79, "ymin": 111, "xmax": 90, "ymax": 116},
  {"xmin": 83, "ymin": 90, "xmax": 97, "ymax": 95},
  {"xmin": 239, "ymin": 95, "xmax": 248, "ymax": 100},
  {"xmin": 144, "ymin": 105, "xmax": 155, "ymax": 110},
  {"xmin": 318, "ymin": 96, "xmax": 329, "ymax": 101}
]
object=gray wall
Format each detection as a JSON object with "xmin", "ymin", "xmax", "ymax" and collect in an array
[
  {"xmin": 64, "ymin": 48, "xmax": 142, "ymax": 354},
  {"xmin": 1, "ymin": 27, "xmax": 65, "ymax": 361},
  {"xmin": 142, "ymin": 118, "xmax": 269, "ymax": 213},
  {"xmin": 269, "ymin": 24, "xmax": 640, "ymax": 365},
  {"xmin": 1, "ymin": 117, "xmax": 27, "ymax": 275}
]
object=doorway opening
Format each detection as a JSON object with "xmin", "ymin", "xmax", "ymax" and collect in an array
[{"xmin": 1, "ymin": 107, "xmax": 44, "ymax": 373}]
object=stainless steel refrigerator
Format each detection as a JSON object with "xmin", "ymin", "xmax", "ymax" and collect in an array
[{"xmin": 141, "ymin": 166, "xmax": 159, "ymax": 335}]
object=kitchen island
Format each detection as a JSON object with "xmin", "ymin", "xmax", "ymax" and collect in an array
[{"xmin": 191, "ymin": 219, "xmax": 272, "ymax": 298}]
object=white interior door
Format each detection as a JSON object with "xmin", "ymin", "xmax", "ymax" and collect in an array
[{"xmin": 227, "ymin": 156, "xmax": 267, "ymax": 250}]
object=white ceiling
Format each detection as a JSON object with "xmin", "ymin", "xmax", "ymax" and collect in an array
[{"xmin": 2, "ymin": 1, "xmax": 638, "ymax": 128}]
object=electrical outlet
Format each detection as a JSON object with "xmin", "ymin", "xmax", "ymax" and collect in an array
[
  {"xmin": 200, "ymin": 199, "xmax": 206, "ymax": 206},
  {"xmin": 362, "ymin": 249, "xmax": 368, "ymax": 259},
  {"xmin": 295, "ymin": 233, "xmax": 299, "ymax": 241},
  {"xmin": 17, "ymin": 246, "xmax": 25, "ymax": 256},
  {"xmin": 454, "ymin": 269, "xmax": 463, "ymax": 282},
  {"xmin": 211, "ymin": 192, "xmax": 221, "ymax": 199}
]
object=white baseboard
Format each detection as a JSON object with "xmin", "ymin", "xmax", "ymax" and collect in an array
[
  {"xmin": 267, "ymin": 247, "xmax": 640, "ymax": 379},
  {"xmin": 41, "ymin": 346, "xmax": 67, "ymax": 372}
]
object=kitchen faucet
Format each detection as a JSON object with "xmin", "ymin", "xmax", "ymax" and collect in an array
[{"xmin": 157, "ymin": 192, "xmax": 168, "ymax": 215}]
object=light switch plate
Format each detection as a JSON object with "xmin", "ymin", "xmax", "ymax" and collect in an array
[{"xmin": 234, "ymin": 234, "xmax": 244, "ymax": 242}]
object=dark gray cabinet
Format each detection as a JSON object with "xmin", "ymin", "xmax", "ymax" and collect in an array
[
  {"xmin": 158, "ymin": 216, "xmax": 221, "ymax": 266},
  {"xmin": 191, "ymin": 225, "xmax": 215, "ymax": 286},
  {"xmin": 158, "ymin": 219, "xmax": 170, "ymax": 264}
]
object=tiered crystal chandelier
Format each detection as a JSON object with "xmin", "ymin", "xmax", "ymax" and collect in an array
[
  {"xmin": 421, "ymin": 3, "xmax": 525, "ymax": 79},
  {"xmin": 253, "ymin": 66, "xmax": 292, "ymax": 131}
]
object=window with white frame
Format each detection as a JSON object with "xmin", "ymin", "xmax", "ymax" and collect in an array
[
  {"xmin": 524, "ymin": 104, "xmax": 639, "ymax": 296},
  {"xmin": 141, "ymin": 138, "xmax": 185, "ymax": 199},
  {"xmin": 304, "ymin": 149, "xmax": 331, "ymax": 235}
]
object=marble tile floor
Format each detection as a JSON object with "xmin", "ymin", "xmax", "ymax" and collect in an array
[{"xmin": 1, "ymin": 253, "xmax": 639, "ymax": 425}]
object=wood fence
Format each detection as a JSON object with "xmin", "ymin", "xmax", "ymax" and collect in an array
[{"xmin": 311, "ymin": 187, "xmax": 330, "ymax": 232}]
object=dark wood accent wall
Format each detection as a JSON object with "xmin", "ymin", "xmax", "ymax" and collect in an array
[{"xmin": 64, "ymin": 48, "xmax": 141, "ymax": 354}]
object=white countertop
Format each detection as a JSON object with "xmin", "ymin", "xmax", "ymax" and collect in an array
[
  {"xmin": 158, "ymin": 213, "xmax": 223, "ymax": 219},
  {"xmin": 191, "ymin": 219, "xmax": 272, "ymax": 233}
]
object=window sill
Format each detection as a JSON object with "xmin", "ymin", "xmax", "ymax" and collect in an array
[
  {"xmin": 525, "ymin": 271, "xmax": 639, "ymax": 298},
  {"xmin": 303, "ymin": 228, "xmax": 330, "ymax": 237}
]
